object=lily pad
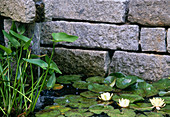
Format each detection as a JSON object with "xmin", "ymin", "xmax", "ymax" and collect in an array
[
  {"xmin": 130, "ymin": 103, "xmax": 152, "ymax": 111},
  {"xmin": 89, "ymin": 105, "xmax": 114, "ymax": 114},
  {"xmin": 64, "ymin": 110, "xmax": 93, "ymax": 117},
  {"xmin": 56, "ymin": 75, "xmax": 82, "ymax": 84},
  {"xmin": 88, "ymin": 83, "xmax": 113, "ymax": 93},
  {"xmin": 86, "ymin": 76, "xmax": 105, "ymax": 83},
  {"xmin": 108, "ymin": 72, "xmax": 126, "ymax": 78},
  {"xmin": 52, "ymin": 84, "xmax": 64, "ymax": 90},
  {"xmin": 132, "ymin": 82, "xmax": 158, "ymax": 97},
  {"xmin": 44, "ymin": 105, "xmax": 71, "ymax": 113},
  {"xmin": 159, "ymin": 91, "xmax": 170, "ymax": 96},
  {"xmin": 161, "ymin": 97, "xmax": 170, "ymax": 104},
  {"xmin": 80, "ymin": 91, "xmax": 99, "ymax": 98},
  {"xmin": 112, "ymin": 94, "xmax": 144, "ymax": 103},
  {"xmin": 144, "ymin": 112, "xmax": 164, "ymax": 117},
  {"xmin": 35, "ymin": 110, "xmax": 61, "ymax": 117},
  {"xmin": 72, "ymin": 81, "xmax": 90, "ymax": 89},
  {"xmin": 116, "ymin": 76, "xmax": 138, "ymax": 89},
  {"xmin": 152, "ymin": 78, "xmax": 170, "ymax": 90},
  {"xmin": 158, "ymin": 105, "xmax": 170, "ymax": 115},
  {"xmin": 107, "ymin": 109, "xmax": 136, "ymax": 117},
  {"xmin": 68, "ymin": 97, "xmax": 97, "ymax": 108}
]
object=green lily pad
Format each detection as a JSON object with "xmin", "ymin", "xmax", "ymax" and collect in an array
[
  {"xmin": 108, "ymin": 72, "xmax": 126, "ymax": 78},
  {"xmin": 35, "ymin": 110, "xmax": 61, "ymax": 117},
  {"xmin": 107, "ymin": 109, "xmax": 136, "ymax": 117},
  {"xmin": 112, "ymin": 94, "xmax": 144, "ymax": 103},
  {"xmin": 44, "ymin": 105, "xmax": 71, "ymax": 113},
  {"xmin": 132, "ymin": 82, "xmax": 158, "ymax": 97},
  {"xmin": 88, "ymin": 83, "xmax": 113, "ymax": 93},
  {"xmin": 162, "ymin": 97, "xmax": 170, "ymax": 104},
  {"xmin": 158, "ymin": 105, "xmax": 170, "ymax": 115},
  {"xmin": 159, "ymin": 91, "xmax": 170, "ymax": 96},
  {"xmin": 152, "ymin": 78, "xmax": 170, "ymax": 90},
  {"xmin": 130, "ymin": 103, "xmax": 152, "ymax": 111},
  {"xmin": 80, "ymin": 91, "xmax": 99, "ymax": 98},
  {"xmin": 144, "ymin": 112, "xmax": 164, "ymax": 117},
  {"xmin": 116, "ymin": 76, "xmax": 138, "ymax": 89},
  {"xmin": 86, "ymin": 76, "xmax": 105, "ymax": 83},
  {"xmin": 56, "ymin": 75, "xmax": 82, "ymax": 84},
  {"xmin": 89, "ymin": 105, "xmax": 114, "ymax": 114},
  {"xmin": 68, "ymin": 97, "xmax": 97, "ymax": 108},
  {"xmin": 72, "ymin": 81, "xmax": 90, "ymax": 89},
  {"xmin": 64, "ymin": 110, "xmax": 93, "ymax": 117}
]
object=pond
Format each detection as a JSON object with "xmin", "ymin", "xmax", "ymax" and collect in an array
[{"xmin": 34, "ymin": 73, "xmax": 170, "ymax": 117}]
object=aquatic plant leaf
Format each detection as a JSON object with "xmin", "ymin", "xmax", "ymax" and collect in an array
[
  {"xmin": 17, "ymin": 24, "xmax": 26, "ymax": 34},
  {"xmin": 112, "ymin": 94, "xmax": 144, "ymax": 103},
  {"xmin": 52, "ymin": 84, "xmax": 64, "ymax": 90},
  {"xmin": 107, "ymin": 109, "xmax": 136, "ymax": 117},
  {"xmin": 159, "ymin": 91, "xmax": 170, "ymax": 96},
  {"xmin": 132, "ymin": 82, "xmax": 158, "ymax": 97},
  {"xmin": 3, "ymin": 30, "xmax": 20, "ymax": 48},
  {"xmin": 45, "ymin": 55, "xmax": 62, "ymax": 74},
  {"xmin": 152, "ymin": 78, "xmax": 170, "ymax": 90},
  {"xmin": 104, "ymin": 76, "xmax": 116, "ymax": 84},
  {"xmin": 68, "ymin": 97, "xmax": 97, "ymax": 108},
  {"xmin": 116, "ymin": 76, "xmax": 138, "ymax": 89},
  {"xmin": 161, "ymin": 97, "xmax": 170, "ymax": 104},
  {"xmin": 89, "ymin": 105, "xmax": 114, "ymax": 114},
  {"xmin": 64, "ymin": 110, "xmax": 93, "ymax": 117},
  {"xmin": 158, "ymin": 105, "xmax": 170, "ymax": 115},
  {"xmin": 35, "ymin": 110, "xmax": 61, "ymax": 117},
  {"xmin": 46, "ymin": 73, "xmax": 56, "ymax": 89},
  {"xmin": 80, "ymin": 91, "xmax": 99, "ymax": 98},
  {"xmin": 0, "ymin": 45, "xmax": 12, "ymax": 54},
  {"xmin": 144, "ymin": 112, "xmax": 164, "ymax": 117},
  {"xmin": 88, "ymin": 83, "xmax": 113, "ymax": 93},
  {"xmin": 9, "ymin": 30, "xmax": 30, "ymax": 42},
  {"xmin": 73, "ymin": 81, "xmax": 90, "ymax": 89},
  {"xmin": 130, "ymin": 103, "xmax": 152, "ymax": 111},
  {"xmin": 86, "ymin": 76, "xmax": 105, "ymax": 83},
  {"xmin": 109, "ymin": 72, "xmax": 126, "ymax": 78},
  {"xmin": 56, "ymin": 75, "xmax": 82, "ymax": 84},
  {"xmin": 23, "ymin": 58, "xmax": 48, "ymax": 70},
  {"xmin": 52, "ymin": 32, "xmax": 78, "ymax": 43}
]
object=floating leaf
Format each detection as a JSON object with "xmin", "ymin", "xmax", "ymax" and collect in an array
[
  {"xmin": 130, "ymin": 103, "xmax": 152, "ymax": 111},
  {"xmin": 104, "ymin": 76, "xmax": 116, "ymax": 84},
  {"xmin": 152, "ymin": 78, "xmax": 170, "ymax": 90},
  {"xmin": 35, "ymin": 110, "xmax": 61, "ymax": 117},
  {"xmin": 161, "ymin": 97, "xmax": 170, "ymax": 104},
  {"xmin": 56, "ymin": 75, "xmax": 82, "ymax": 84},
  {"xmin": 107, "ymin": 109, "xmax": 136, "ymax": 117},
  {"xmin": 73, "ymin": 81, "xmax": 90, "ymax": 89},
  {"xmin": 86, "ymin": 76, "xmax": 105, "ymax": 83},
  {"xmin": 88, "ymin": 83, "xmax": 113, "ymax": 93},
  {"xmin": 109, "ymin": 72, "xmax": 126, "ymax": 78},
  {"xmin": 132, "ymin": 82, "xmax": 158, "ymax": 97},
  {"xmin": 52, "ymin": 84, "xmax": 64, "ymax": 90},
  {"xmin": 144, "ymin": 112, "xmax": 164, "ymax": 117},
  {"xmin": 159, "ymin": 91, "xmax": 170, "ymax": 96},
  {"xmin": 116, "ymin": 76, "xmax": 138, "ymax": 89},
  {"xmin": 80, "ymin": 91, "xmax": 99, "ymax": 98},
  {"xmin": 89, "ymin": 105, "xmax": 114, "ymax": 114},
  {"xmin": 52, "ymin": 32, "xmax": 78, "ymax": 43},
  {"xmin": 23, "ymin": 58, "xmax": 48, "ymax": 70},
  {"xmin": 112, "ymin": 94, "xmax": 144, "ymax": 103},
  {"xmin": 64, "ymin": 110, "xmax": 93, "ymax": 117}
]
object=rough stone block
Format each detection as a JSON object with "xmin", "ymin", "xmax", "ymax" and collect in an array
[
  {"xmin": 41, "ymin": 21, "xmax": 139, "ymax": 50},
  {"xmin": 0, "ymin": 0, "xmax": 36, "ymax": 23},
  {"xmin": 41, "ymin": 47, "xmax": 110, "ymax": 76},
  {"xmin": 167, "ymin": 29, "xmax": 170, "ymax": 53},
  {"xmin": 111, "ymin": 51, "xmax": 170, "ymax": 81},
  {"xmin": 140, "ymin": 28, "xmax": 166, "ymax": 52},
  {"xmin": 128, "ymin": 0, "xmax": 170, "ymax": 26},
  {"xmin": 43, "ymin": 0, "xmax": 53, "ymax": 21},
  {"xmin": 52, "ymin": 0, "xmax": 128, "ymax": 23}
]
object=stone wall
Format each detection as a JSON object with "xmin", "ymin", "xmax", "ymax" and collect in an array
[{"xmin": 1, "ymin": 0, "xmax": 170, "ymax": 81}]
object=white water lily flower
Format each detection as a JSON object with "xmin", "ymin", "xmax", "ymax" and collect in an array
[
  {"xmin": 150, "ymin": 97, "xmax": 166, "ymax": 110},
  {"xmin": 98, "ymin": 92, "xmax": 113, "ymax": 101},
  {"xmin": 118, "ymin": 98, "xmax": 130, "ymax": 108}
]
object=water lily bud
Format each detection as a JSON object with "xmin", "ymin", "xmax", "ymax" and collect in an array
[
  {"xmin": 150, "ymin": 97, "xmax": 166, "ymax": 110},
  {"xmin": 118, "ymin": 98, "xmax": 130, "ymax": 108},
  {"xmin": 98, "ymin": 92, "xmax": 113, "ymax": 101}
]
